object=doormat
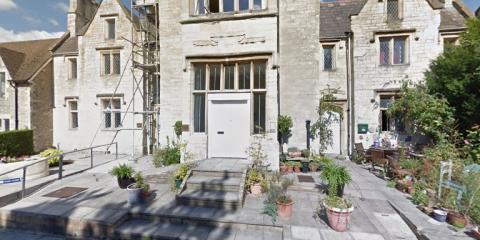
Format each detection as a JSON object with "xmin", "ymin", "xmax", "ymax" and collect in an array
[
  {"xmin": 297, "ymin": 175, "xmax": 315, "ymax": 183},
  {"xmin": 43, "ymin": 187, "xmax": 88, "ymax": 198}
]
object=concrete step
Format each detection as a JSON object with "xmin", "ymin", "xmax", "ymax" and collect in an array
[
  {"xmin": 191, "ymin": 170, "xmax": 243, "ymax": 179},
  {"xmin": 114, "ymin": 218, "xmax": 283, "ymax": 240},
  {"xmin": 186, "ymin": 175, "xmax": 242, "ymax": 192},
  {"xmin": 176, "ymin": 189, "xmax": 240, "ymax": 210}
]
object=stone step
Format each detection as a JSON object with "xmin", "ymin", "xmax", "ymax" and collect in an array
[
  {"xmin": 191, "ymin": 170, "xmax": 244, "ymax": 179},
  {"xmin": 186, "ymin": 175, "xmax": 242, "ymax": 192},
  {"xmin": 176, "ymin": 189, "xmax": 240, "ymax": 210},
  {"xmin": 114, "ymin": 218, "xmax": 283, "ymax": 240}
]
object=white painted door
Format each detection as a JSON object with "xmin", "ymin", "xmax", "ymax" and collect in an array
[
  {"xmin": 208, "ymin": 93, "xmax": 250, "ymax": 158},
  {"xmin": 325, "ymin": 112, "xmax": 341, "ymax": 154}
]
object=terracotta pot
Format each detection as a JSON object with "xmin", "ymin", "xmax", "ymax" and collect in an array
[
  {"xmin": 277, "ymin": 199, "xmax": 293, "ymax": 218},
  {"xmin": 288, "ymin": 152, "xmax": 302, "ymax": 158},
  {"xmin": 324, "ymin": 201, "xmax": 355, "ymax": 232},
  {"xmin": 293, "ymin": 166, "xmax": 301, "ymax": 173},
  {"xmin": 309, "ymin": 164, "xmax": 318, "ymax": 172},
  {"xmin": 407, "ymin": 186, "xmax": 415, "ymax": 194},
  {"xmin": 447, "ymin": 211, "xmax": 468, "ymax": 228},
  {"xmin": 280, "ymin": 165, "xmax": 288, "ymax": 173},
  {"xmin": 287, "ymin": 166, "xmax": 293, "ymax": 173},
  {"xmin": 250, "ymin": 183, "xmax": 262, "ymax": 195}
]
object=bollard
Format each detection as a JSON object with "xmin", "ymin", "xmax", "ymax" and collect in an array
[
  {"xmin": 21, "ymin": 167, "xmax": 26, "ymax": 199},
  {"xmin": 90, "ymin": 148, "xmax": 94, "ymax": 169},
  {"xmin": 58, "ymin": 154, "xmax": 64, "ymax": 179}
]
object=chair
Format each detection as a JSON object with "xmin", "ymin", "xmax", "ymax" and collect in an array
[
  {"xmin": 370, "ymin": 149, "xmax": 389, "ymax": 175},
  {"xmin": 354, "ymin": 143, "xmax": 371, "ymax": 163},
  {"xmin": 388, "ymin": 157, "xmax": 413, "ymax": 179}
]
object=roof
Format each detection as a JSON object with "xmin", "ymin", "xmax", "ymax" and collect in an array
[
  {"xmin": 440, "ymin": 7, "xmax": 467, "ymax": 30},
  {"xmin": 0, "ymin": 38, "xmax": 60, "ymax": 82},
  {"xmin": 426, "ymin": 0, "xmax": 444, "ymax": 9},
  {"xmin": 320, "ymin": 0, "xmax": 366, "ymax": 39},
  {"xmin": 54, "ymin": 36, "xmax": 79, "ymax": 55}
]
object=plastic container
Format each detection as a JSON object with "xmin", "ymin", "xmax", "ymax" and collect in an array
[{"xmin": 433, "ymin": 209, "xmax": 448, "ymax": 222}]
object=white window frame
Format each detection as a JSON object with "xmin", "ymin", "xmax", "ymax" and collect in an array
[
  {"xmin": 378, "ymin": 34, "xmax": 410, "ymax": 66},
  {"xmin": 0, "ymin": 72, "xmax": 6, "ymax": 99},
  {"xmin": 193, "ymin": 0, "xmax": 265, "ymax": 15},
  {"xmin": 104, "ymin": 18, "xmax": 116, "ymax": 40},
  {"xmin": 67, "ymin": 99, "xmax": 79, "ymax": 129},
  {"xmin": 101, "ymin": 98, "xmax": 122, "ymax": 129},
  {"xmin": 378, "ymin": 93, "xmax": 402, "ymax": 132},
  {"xmin": 322, "ymin": 44, "xmax": 336, "ymax": 71},
  {"xmin": 100, "ymin": 51, "xmax": 121, "ymax": 76},
  {"xmin": 67, "ymin": 57, "xmax": 77, "ymax": 80},
  {"xmin": 191, "ymin": 59, "xmax": 268, "ymax": 134}
]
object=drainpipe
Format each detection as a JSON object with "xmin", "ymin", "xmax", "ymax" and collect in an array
[{"xmin": 346, "ymin": 31, "xmax": 355, "ymax": 157}]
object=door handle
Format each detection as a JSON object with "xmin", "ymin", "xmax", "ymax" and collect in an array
[{"xmin": 217, "ymin": 131, "xmax": 224, "ymax": 135}]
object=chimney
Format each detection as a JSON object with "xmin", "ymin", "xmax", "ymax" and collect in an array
[
  {"xmin": 67, "ymin": 0, "xmax": 78, "ymax": 36},
  {"xmin": 67, "ymin": 0, "xmax": 98, "ymax": 37}
]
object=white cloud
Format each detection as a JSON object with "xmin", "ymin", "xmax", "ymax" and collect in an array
[
  {"xmin": 49, "ymin": 19, "xmax": 60, "ymax": 27},
  {"xmin": 0, "ymin": 0, "xmax": 17, "ymax": 11},
  {"xmin": 54, "ymin": 2, "xmax": 69, "ymax": 12},
  {"xmin": 0, "ymin": 26, "xmax": 63, "ymax": 43}
]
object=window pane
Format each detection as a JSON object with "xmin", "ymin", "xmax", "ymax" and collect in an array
[
  {"xmin": 209, "ymin": 64, "xmax": 221, "ymax": 90},
  {"xmin": 223, "ymin": 0, "xmax": 234, "ymax": 12},
  {"xmin": 71, "ymin": 112, "xmax": 78, "ymax": 128},
  {"xmin": 196, "ymin": 0, "xmax": 205, "ymax": 14},
  {"xmin": 387, "ymin": 0, "xmax": 399, "ymax": 21},
  {"xmin": 194, "ymin": 94, "xmax": 206, "ymax": 132},
  {"xmin": 113, "ymin": 53, "xmax": 121, "ymax": 74},
  {"xmin": 254, "ymin": 62, "xmax": 266, "ymax": 89},
  {"xmin": 107, "ymin": 19, "xmax": 115, "ymax": 39},
  {"xmin": 238, "ymin": 63, "xmax": 250, "ymax": 89},
  {"xmin": 380, "ymin": 95, "xmax": 393, "ymax": 108},
  {"xmin": 4, "ymin": 119, "xmax": 10, "ymax": 131},
  {"xmin": 381, "ymin": 110, "xmax": 390, "ymax": 131},
  {"xmin": 0, "ymin": 72, "xmax": 5, "ymax": 98},
  {"xmin": 103, "ymin": 54, "xmax": 111, "ymax": 74},
  {"xmin": 69, "ymin": 101, "xmax": 78, "ymax": 111},
  {"xmin": 103, "ymin": 100, "xmax": 111, "ymax": 128},
  {"xmin": 209, "ymin": 0, "xmax": 219, "ymax": 13},
  {"xmin": 323, "ymin": 46, "xmax": 334, "ymax": 70},
  {"xmin": 224, "ymin": 64, "xmax": 235, "ymax": 89},
  {"xmin": 253, "ymin": 0, "xmax": 262, "ymax": 9},
  {"xmin": 254, "ymin": 93, "xmax": 266, "ymax": 134},
  {"xmin": 393, "ymin": 37, "xmax": 406, "ymax": 64},
  {"xmin": 380, "ymin": 38, "xmax": 390, "ymax": 65},
  {"xmin": 70, "ymin": 59, "xmax": 77, "ymax": 79},
  {"xmin": 194, "ymin": 64, "xmax": 206, "ymax": 90},
  {"xmin": 239, "ymin": 0, "xmax": 249, "ymax": 10}
]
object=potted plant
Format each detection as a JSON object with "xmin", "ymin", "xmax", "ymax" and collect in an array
[
  {"xmin": 286, "ymin": 161, "xmax": 294, "ymax": 173},
  {"xmin": 433, "ymin": 208, "xmax": 448, "ymax": 222},
  {"xmin": 263, "ymin": 174, "xmax": 294, "ymax": 221},
  {"xmin": 293, "ymin": 162, "xmax": 302, "ymax": 173},
  {"xmin": 288, "ymin": 147, "xmax": 301, "ymax": 158},
  {"xmin": 127, "ymin": 172, "xmax": 144, "ymax": 204},
  {"xmin": 110, "ymin": 164, "xmax": 135, "ymax": 189},
  {"xmin": 301, "ymin": 149, "xmax": 310, "ymax": 158},
  {"xmin": 246, "ymin": 169, "xmax": 265, "ymax": 195},
  {"xmin": 172, "ymin": 163, "xmax": 190, "ymax": 190},
  {"xmin": 309, "ymin": 162, "xmax": 319, "ymax": 172},
  {"xmin": 278, "ymin": 115, "xmax": 293, "ymax": 156},
  {"xmin": 321, "ymin": 163, "xmax": 354, "ymax": 232},
  {"xmin": 321, "ymin": 163, "xmax": 352, "ymax": 197},
  {"xmin": 280, "ymin": 162, "xmax": 288, "ymax": 174}
]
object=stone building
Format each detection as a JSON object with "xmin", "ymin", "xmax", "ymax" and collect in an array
[
  {"xmin": 52, "ymin": 0, "xmax": 472, "ymax": 168},
  {"xmin": 0, "ymin": 38, "xmax": 61, "ymax": 152}
]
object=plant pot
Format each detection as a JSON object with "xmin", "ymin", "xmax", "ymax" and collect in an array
[
  {"xmin": 301, "ymin": 162, "xmax": 309, "ymax": 173},
  {"xmin": 250, "ymin": 183, "xmax": 262, "ymax": 195},
  {"xmin": 433, "ymin": 209, "xmax": 448, "ymax": 222},
  {"xmin": 175, "ymin": 179, "xmax": 183, "ymax": 189},
  {"xmin": 127, "ymin": 184, "xmax": 142, "ymax": 204},
  {"xmin": 288, "ymin": 152, "xmax": 302, "ymax": 158},
  {"xmin": 280, "ymin": 165, "xmax": 288, "ymax": 174},
  {"xmin": 324, "ymin": 201, "xmax": 355, "ymax": 232},
  {"xmin": 287, "ymin": 166, "xmax": 294, "ymax": 173},
  {"xmin": 277, "ymin": 200, "xmax": 293, "ymax": 218},
  {"xmin": 118, "ymin": 177, "xmax": 134, "ymax": 189},
  {"xmin": 293, "ymin": 166, "xmax": 301, "ymax": 173},
  {"xmin": 141, "ymin": 191, "xmax": 151, "ymax": 199},
  {"xmin": 447, "ymin": 211, "xmax": 467, "ymax": 228},
  {"xmin": 407, "ymin": 186, "xmax": 415, "ymax": 195},
  {"xmin": 309, "ymin": 164, "xmax": 318, "ymax": 172},
  {"xmin": 472, "ymin": 229, "xmax": 480, "ymax": 239}
]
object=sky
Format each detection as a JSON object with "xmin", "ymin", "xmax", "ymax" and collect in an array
[{"xmin": 0, "ymin": 0, "xmax": 479, "ymax": 43}]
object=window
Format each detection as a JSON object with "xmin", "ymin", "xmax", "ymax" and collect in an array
[
  {"xmin": 0, "ymin": 72, "xmax": 5, "ymax": 98},
  {"xmin": 379, "ymin": 94, "xmax": 403, "ymax": 132},
  {"xmin": 223, "ymin": 0, "xmax": 234, "ymax": 12},
  {"xmin": 253, "ymin": 0, "xmax": 262, "ymax": 10},
  {"xmin": 102, "ymin": 52, "xmax": 121, "ymax": 75},
  {"xmin": 443, "ymin": 37, "xmax": 460, "ymax": 50},
  {"xmin": 4, "ymin": 119, "xmax": 9, "ymax": 131},
  {"xmin": 192, "ymin": 60, "xmax": 267, "ymax": 134},
  {"xmin": 68, "ymin": 100, "xmax": 78, "ymax": 129},
  {"xmin": 194, "ymin": 0, "xmax": 264, "ymax": 14},
  {"xmin": 239, "ymin": 0, "xmax": 249, "ymax": 11},
  {"xmin": 105, "ymin": 19, "xmax": 116, "ymax": 40},
  {"xmin": 323, "ymin": 45, "xmax": 335, "ymax": 71},
  {"xmin": 102, "ymin": 99, "xmax": 121, "ymax": 129},
  {"xmin": 209, "ymin": 0, "xmax": 219, "ymax": 13},
  {"xmin": 196, "ymin": 0, "xmax": 206, "ymax": 14},
  {"xmin": 68, "ymin": 58, "xmax": 77, "ymax": 80},
  {"xmin": 387, "ymin": 0, "xmax": 400, "ymax": 21},
  {"xmin": 379, "ymin": 36, "xmax": 408, "ymax": 65}
]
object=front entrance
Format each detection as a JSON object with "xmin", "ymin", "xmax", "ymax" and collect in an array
[{"xmin": 208, "ymin": 93, "xmax": 250, "ymax": 158}]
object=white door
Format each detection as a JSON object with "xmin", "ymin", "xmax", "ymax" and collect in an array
[
  {"xmin": 325, "ymin": 112, "xmax": 341, "ymax": 154},
  {"xmin": 208, "ymin": 93, "xmax": 250, "ymax": 158}
]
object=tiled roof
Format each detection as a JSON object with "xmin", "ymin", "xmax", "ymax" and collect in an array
[
  {"xmin": 426, "ymin": 0, "xmax": 444, "ymax": 9},
  {"xmin": 440, "ymin": 7, "xmax": 467, "ymax": 30},
  {"xmin": 54, "ymin": 36, "xmax": 79, "ymax": 55},
  {"xmin": 0, "ymin": 38, "xmax": 60, "ymax": 82},
  {"xmin": 320, "ymin": 0, "xmax": 366, "ymax": 39}
]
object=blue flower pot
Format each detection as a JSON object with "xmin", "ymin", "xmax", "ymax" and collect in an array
[
  {"xmin": 433, "ymin": 209, "xmax": 448, "ymax": 222},
  {"xmin": 127, "ymin": 184, "xmax": 142, "ymax": 204},
  {"xmin": 175, "ymin": 179, "xmax": 183, "ymax": 189}
]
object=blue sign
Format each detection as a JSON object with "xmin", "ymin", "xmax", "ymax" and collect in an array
[{"xmin": 0, "ymin": 178, "xmax": 22, "ymax": 184}]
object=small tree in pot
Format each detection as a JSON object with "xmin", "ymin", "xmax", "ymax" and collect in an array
[
  {"xmin": 278, "ymin": 115, "xmax": 293, "ymax": 156},
  {"xmin": 321, "ymin": 163, "xmax": 354, "ymax": 232},
  {"xmin": 127, "ymin": 172, "xmax": 145, "ymax": 205},
  {"xmin": 263, "ymin": 173, "xmax": 294, "ymax": 222},
  {"xmin": 110, "ymin": 164, "xmax": 135, "ymax": 189},
  {"xmin": 246, "ymin": 169, "xmax": 266, "ymax": 195}
]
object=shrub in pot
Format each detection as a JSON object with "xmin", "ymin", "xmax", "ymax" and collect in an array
[
  {"xmin": 287, "ymin": 147, "xmax": 301, "ymax": 158},
  {"xmin": 309, "ymin": 162, "xmax": 319, "ymax": 172},
  {"xmin": 280, "ymin": 162, "xmax": 288, "ymax": 174},
  {"xmin": 286, "ymin": 161, "xmax": 294, "ymax": 173},
  {"xmin": 127, "ymin": 172, "xmax": 144, "ymax": 204},
  {"xmin": 293, "ymin": 162, "xmax": 302, "ymax": 173},
  {"xmin": 40, "ymin": 148, "xmax": 64, "ymax": 167},
  {"xmin": 246, "ymin": 169, "xmax": 265, "ymax": 195},
  {"xmin": 110, "ymin": 164, "xmax": 135, "ymax": 189},
  {"xmin": 321, "ymin": 163, "xmax": 352, "ymax": 197},
  {"xmin": 170, "ymin": 163, "xmax": 191, "ymax": 191},
  {"xmin": 263, "ymin": 173, "xmax": 294, "ymax": 222}
]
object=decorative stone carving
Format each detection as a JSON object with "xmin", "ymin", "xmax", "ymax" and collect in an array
[{"xmin": 193, "ymin": 32, "xmax": 265, "ymax": 47}]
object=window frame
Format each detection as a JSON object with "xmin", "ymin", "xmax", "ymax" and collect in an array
[
  {"xmin": 67, "ymin": 57, "xmax": 77, "ymax": 80},
  {"xmin": 193, "ymin": 0, "xmax": 265, "ymax": 15},
  {"xmin": 191, "ymin": 59, "xmax": 268, "ymax": 134},
  {"xmin": 105, "ymin": 18, "xmax": 116, "ymax": 40},
  {"xmin": 378, "ymin": 35, "xmax": 410, "ymax": 66},
  {"xmin": 385, "ymin": 0, "xmax": 403, "ymax": 22},
  {"xmin": 100, "ymin": 51, "xmax": 121, "ymax": 76},
  {"xmin": 322, "ymin": 44, "xmax": 336, "ymax": 71},
  {"xmin": 100, "ymin": 98, "xmax": 122, "ymax": 129},
  {"xmin": 0, "ymin": 72, "xmax": 5, "ymax": 98},
  {"xmin": 67, "ymin": 99, "xmax": 79, "ymax": 129},
  {"xmin": 378, "ymin": 93, "xmax": 403, "ymax": 132}
]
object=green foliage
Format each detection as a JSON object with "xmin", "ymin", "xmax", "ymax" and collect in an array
[
  {"xmin": 311, "ymin": 88, "xmax": 344, "ymax": 153},
  {"xmin": 387, "ymin": 180, "xmax": 396, "ymax": 188},
  {"xmin": 40, "ymin": 148, "xmax": 63, "ymax": 167},
  {"xmin": 174, "ymin": 163, "xmax": 191, "ymax": 180},
  {"xmin": 134, "ymin": 172, "xmax": 148, "ymax": 189},
  {"xmin": 110, "ymin": 164, "xmax": 135, "ymax": 179},
  {"xmin": 462, "ymin": 172, "xmax": 480, "ymax": 224},
  {"xmin": 425, "ymin": 19, "xmax": 480, "ymax": 133},
  {"xmin": 174, "ymin": 121, "xmax": 183, "ymax": 138},
  {"xmin": 387, "ymin": 83, "xmax": 455, "ymax": 143},
  {"xmin": 0, "ymin": 130, "xmax": 34, "ymax": 157},
  {"xmin": 152, "ymin": 137, "xmax": 182, "ymax": 167},
  {"xmin": 245, "ymin": 168, "xmax": 265, "ymax": 190},
  {"xmin": 324, "ymin": 195, "xmax": 352, "ymax": 209},
  {"xmin": 399, "ymin": 159, "xmax": 421, "ymax": 171},
  {"xmin": 287, "ymin": 147, "xmax": 299, "ymax": 153},
  {"xmin": 263, "ymin": 201, "xmax": 278, "ymax": 223},
  {"xmin": 411, "ymin": 184, "xmax": 429, "ymax": 207},
  {"xmin": 246, "ymin": 134, "xmax": 268, "ymax": 167},
  {"xmin": 263, "ymin": 173, "xmax": 293, "ymax": 222},
  {"xmin": 278, "ymin": 115, "xmax": 293, "ymax": 153},
  {"xmin": 320, "ymin": 163, "xmax": 352, "ymax": 197},
  {"xmin": 312, "ymin": 155, "xmax": 332, "ymax": 166},
  {"xmin": 463, "ymin": 125, "xmax": 480, "ymax": 164},
  {"xmin": 301, "ymin": 149, "xmax": 310, "ymax": 158}
]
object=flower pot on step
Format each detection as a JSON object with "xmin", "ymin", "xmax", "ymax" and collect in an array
[
  {"xmin": 118, "ymin": 177, "xmax": 134, "ymax": 189},
  {"xmin": 447, "ymin": 211, "xmax": 468, "ymax": 228},
  {"xmin": 293, "ymin": 166, "xmax": 301, "ymax": 173},
  {"xmin": 127, "ymin": 183, "xmax": 142, "ymax": 204},
  {"xmin": 287, "ymin": 166, "xmax": 293, "ymax": 173},
  {"xmin": 277, "ymin": 199, "xmax": 293, "ymax": 218},
  {"xmin": 250, "ymin": 183, "xmax": 262, "ymax": 195},
  {"xmin": 175, "ymin": 179, "xmax": 183, "ymax": 189},
  {"xmin": 324, "ymin": 201, "xmax": 355, "ymax": 232},
  {"xmin": 309, "ymin": 164, "xmax": 318, "ymax": 172},
  {"xmin": 280, "ymin": 165, "xmax": 288, "ymax": 174}
]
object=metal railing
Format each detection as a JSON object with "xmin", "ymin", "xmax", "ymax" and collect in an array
[{"xmin": 0, "ymin": 142, "xmax": 118, "ymax": 200}]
